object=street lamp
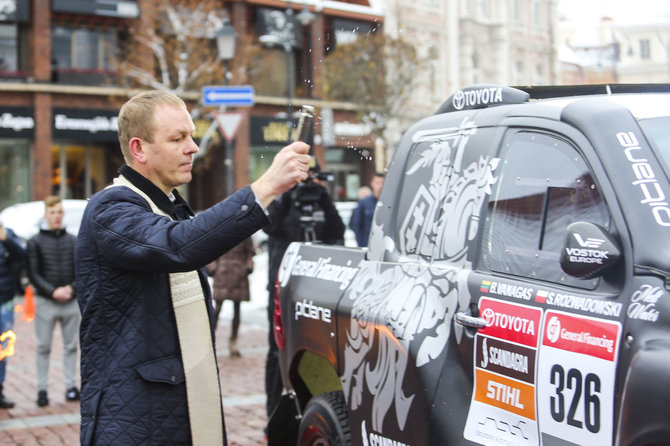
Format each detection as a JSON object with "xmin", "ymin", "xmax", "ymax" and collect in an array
[
  {"xmin": 216, "ymin": 19, "xmax": 238, "ymax": 196},
  {"xmin": 216, "ymin": 20, "xmax": 238, "ymax": 76},
  {"xmin": 259, "ymin": 4, "xmax": 314, "ymax": 124}
]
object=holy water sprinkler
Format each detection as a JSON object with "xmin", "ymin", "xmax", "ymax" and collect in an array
[{"xmin": 294, "ymin": 105, "xmax": 314, "ymax": 142}]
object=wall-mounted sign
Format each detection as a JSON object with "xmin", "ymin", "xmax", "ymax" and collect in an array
[
  {"xmin": 52, "ymin": 0, "xmax": 139, "ymax": 18},
  {"xmin": 0, "ymin": 107, "xmax": 34, "ymax": 138},
  {"xmin": 0, "ymin": 0, "xmax": 29, "ymax": 23},
  {"xmin": 202, "ymin": 85, "xmax": 255, "ymax": 107},
  {"xmin": 53, "ymin": 108, "xmax": 119, "ymax": 143},
  {"xmin": 250, "ymin": 116, "xmax": 312, "ymax": 146},
  {"xmin": 256, "ymin": 8, "xmax": 302, "ymax": 49}
]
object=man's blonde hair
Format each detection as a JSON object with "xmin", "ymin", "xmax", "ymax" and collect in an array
[
  {"xmin": 44, "ymin": 195, "xmax": 61, "ymax": 209},
  {"xmin": 117, "ymin": 90, "xmax": 187, "ymax": 163}
]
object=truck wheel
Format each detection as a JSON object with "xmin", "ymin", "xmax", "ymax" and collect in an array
[{"xmin": 298, "ymin": 391, "xmax": 351, "ymax": 446}]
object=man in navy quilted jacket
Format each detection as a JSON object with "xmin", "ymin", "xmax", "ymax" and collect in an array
[
  {"xmin": 0, "ymin": 223, "xmax": 25, "ymax": 409},
  {"xmin": 75, "ymin": 90, "xmax": 310, "ymax": 446}
]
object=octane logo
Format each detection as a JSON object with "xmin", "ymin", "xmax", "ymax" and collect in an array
[
  {"xmin": 482, "ymin": 307, "xmax": 495, "ymax": 327},
  {"xmin": 545, "ymin": 316, "xmax": 561, "ymax": 343}
]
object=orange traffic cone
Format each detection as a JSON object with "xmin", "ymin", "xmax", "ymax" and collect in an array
[{"xmin": 24, "ymin": 284, "xmax": 35, "ymax": 322}]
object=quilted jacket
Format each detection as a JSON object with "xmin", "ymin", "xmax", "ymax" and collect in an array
[
  {"xmin": 27, "ymin": 228, "xmax": 76, "ymax": 300},
  {"xmin": 0, "ymin": 228, "xmax": 25, "ymax": 305},
  {"xmin": 75, "ymin": 166, "xmax": 269, "ymax": 445}
]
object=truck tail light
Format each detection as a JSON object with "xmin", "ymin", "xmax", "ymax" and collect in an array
[{"xmin": 273, "ymin": 279, "xmax": 286, "ymax": 350}]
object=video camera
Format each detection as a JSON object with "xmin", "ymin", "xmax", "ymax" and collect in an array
[{"xmin": 290, "ymin": 158, "xmax": 334, "ymax": 241}]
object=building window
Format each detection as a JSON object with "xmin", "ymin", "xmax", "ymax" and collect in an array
[
  {"xmin": 51, "ymin": 26, "xmax": 118, "ymax": 85},
  {"xmin": 463, "ymin": 0, "xmax": 473, "ymax": 16},
  {"xmin": 472, "ymin": 51, "xmax": 480, "ymax": 83},
  {"xmin": 0, "ymin": 23, "xmax": 27, "ymax": 79},
  {"xmin": 479, "ymin": 0, "xmax": 489, "ymax": 18},
  {"xmin": 532, "ymin": 0, "xmax": 542, "ymax": 28},
  {"xmin": 534, "ymin": 63, "xmax": 543, "ymax": 84},
  {"xmin": 0, "ymin": 140, "xmax": 31, "ymax": 208},
  {"xmin": 640, "ymin": 39, "xmax": 651, "ymax": 59},
  {"xmin": 512, "ymin": 0, "xmax": 523, "ymax": 24},
  {"xmin": 514, "ymin": 60, "xmax": 524, "ymax": 85},
  {"xmin": 51, "ymin": 144, "xmax": 106, "ymax": 199}
]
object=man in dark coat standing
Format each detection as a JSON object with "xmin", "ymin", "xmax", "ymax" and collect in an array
[
  {"xmin": 75, "ymin": 90, "xmax": 311, "ymax": 446},
  {"xmin": 27, "ymin": 196, "xmax": 80, "ymax": 407},
  {"xmin": 262, "ymin": 175, "xmax": 344, "ymax": 426},
  {"xmin": 350, "ymin": 172, "xmax": 385, "ymax": 247},
  {"xmin": 0, "ymin": 222, "xmax": 25, "ymax": 408}
]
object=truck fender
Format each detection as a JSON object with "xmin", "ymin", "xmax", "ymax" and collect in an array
[{"xmin": 616, "ymin": 342, "xmax": 670, "ymax": 445}]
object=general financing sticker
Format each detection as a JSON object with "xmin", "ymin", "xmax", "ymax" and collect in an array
[
  {"xmin": 464, "ymin": 298, "xmax": 543, "ymax": 446},
  {"xmin": 536, "ymin": 311, "xmax": 621, "ymax": 446}
]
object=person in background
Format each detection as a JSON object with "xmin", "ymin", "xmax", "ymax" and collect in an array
[
  {"xmin": 350, "ymin": 172, "xmax": 385, "ymax": 247},
  {"xmin": 357, "ymin": 185, "xmax": 372, "ymax": 200},
  {"xmin": 206, "ymin": 237, "xmax": 254, "ymax": 357},
  {"xmin": 262, "ymin": 168, "xmax": 344, "ymax": 426},
  {"xmin": 75, "ymin": 90, "xmax": 310, "ymax": 446},
  {"xmin": 26, "ymin": 196, "xmax": 80, "ymax": 407},
  {"xmin": 0, "ymin": 223, "xmax": 26, "ymax": 408}
]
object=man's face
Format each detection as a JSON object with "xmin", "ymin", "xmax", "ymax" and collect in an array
[
  {"xmin": 371, "ymin": 176, "xmax": 384, "ymax": 198},
  {"xmin": 45, "ymin": 203, "xmax": 64, "ymax": 230},
  {"xmin": 140, "ymin": 104, "xmax": 198, "ymax": 194}
]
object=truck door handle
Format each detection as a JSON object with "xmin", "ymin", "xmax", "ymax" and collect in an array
[{"xmin": 455, "ymin": 312, "xmax": 487, "ymax": 329}]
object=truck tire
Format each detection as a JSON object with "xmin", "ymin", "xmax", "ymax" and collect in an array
[{"xmin": 298, "ymin": 391, "xmax": 352, "ymax": 446}]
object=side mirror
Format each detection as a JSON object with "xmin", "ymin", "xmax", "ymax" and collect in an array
[{"xmin": 560, "ymin": 222, "xmax": 621, "ymax": 279}]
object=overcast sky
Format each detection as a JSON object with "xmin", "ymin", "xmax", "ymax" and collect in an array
[{"xmin": 558, "ymin": 0, "xmax": 670, "ymax": 25}]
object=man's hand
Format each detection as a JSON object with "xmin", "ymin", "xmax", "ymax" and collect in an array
[
  {"xmin": 52, "ymin": 285, "xmax": 73, "ymax": 302},
  {"xmin": 251, "ymin": 142, "xmax": 311, "ymax": 208},
  {"xmin": 0, "ymin": 224, "xmax": 6, "ymax": 242}
]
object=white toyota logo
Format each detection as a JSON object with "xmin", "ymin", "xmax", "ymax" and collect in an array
[
  {"xmin": 452, "ymin": 90, "xmax": 465, "ymax": 110},
  {"xmin": 481, "ymin": 307, "xmax": 495, "ymax": 327}
]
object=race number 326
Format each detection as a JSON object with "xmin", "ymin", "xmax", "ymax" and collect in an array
[{"xmin": 549, "ymin": 364, "xmax": 601, "ymax": 433}]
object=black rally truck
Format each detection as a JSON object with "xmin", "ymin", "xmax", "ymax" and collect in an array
[{"xmin": 269, "ymin": 84, "xmax": 670, "ymax": 446}]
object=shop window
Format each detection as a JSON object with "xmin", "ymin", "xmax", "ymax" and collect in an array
[
  {"xmin": 481, "ymin": 130, "xmax": 610, "ymax": 287},
  {"xmin": 0, "ymin": 141, "xmax": 30, "ymax": 209},
  {"xmin": 51, "ymin": 26, "xmax": 118, "ymax": 85},
  {"xmin": 51, "ymin": 144, "xmax": 106, "ymax": 199}
]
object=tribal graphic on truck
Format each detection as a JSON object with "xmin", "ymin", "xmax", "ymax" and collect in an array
[{"xmin": 341, "ymin": 117, "xmax": 500, "ymax": 432}]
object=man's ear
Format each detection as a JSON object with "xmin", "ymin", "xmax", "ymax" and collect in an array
[{"xmin": 128, "ymin": 137, "xmax": 147, "ymax": 164}]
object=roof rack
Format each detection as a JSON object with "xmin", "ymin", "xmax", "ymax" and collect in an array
[{"xmin": 513, "ymin": 83, "xmax": 670, "ymax": 100}]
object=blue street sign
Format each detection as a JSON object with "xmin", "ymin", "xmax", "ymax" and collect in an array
[{"xmin": 202, "ymin": 85, "xmax": 255, "ymax": 106}]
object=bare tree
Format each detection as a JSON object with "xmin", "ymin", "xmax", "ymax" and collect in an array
[
  {"xmin": 119, "ymin": 0, "xmax": 229, "ymax": 95},
  {"xmin": 323, "ymin": 31, "xmax": 427, "ymax": 150}
]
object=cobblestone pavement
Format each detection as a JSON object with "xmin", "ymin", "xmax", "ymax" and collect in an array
[{"xmin": 0, "ymin": 298, "xmax": 270, "ymax": 446}]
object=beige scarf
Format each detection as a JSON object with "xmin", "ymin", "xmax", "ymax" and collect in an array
[{"xmin": 110, "ymin": 175, "xmax": 224, "ymax": 446}]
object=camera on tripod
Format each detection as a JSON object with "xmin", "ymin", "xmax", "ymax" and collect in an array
[{"xmin": 290, "ymin": 158, "xmax": 334, "ymax": 241}]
